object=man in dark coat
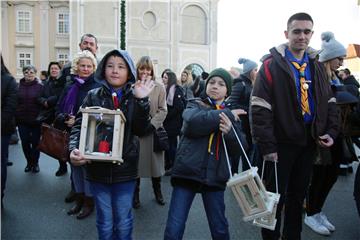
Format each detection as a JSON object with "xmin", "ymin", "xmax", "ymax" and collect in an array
[{"xmin": 251, "ymin": 12, "xmax": 339, "ymax": 240}]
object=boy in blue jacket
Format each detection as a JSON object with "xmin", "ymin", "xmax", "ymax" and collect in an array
[{"xmin": 164, "ymin": 68, "xmax": 247, "ymax": 240}]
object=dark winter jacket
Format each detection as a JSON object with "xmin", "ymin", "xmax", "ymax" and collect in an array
[
  {"xmin": 163, "ymin": 85, "xmax": 185, "ymax": 137},
  {"xmin": 227, "ymin": 75, "xmax": 254, "ymax": 147},
  {"xmin": 171, "ymin": 98, "xmax": 245, "ymax": 191},
  {"xmin": 38, "ymin": 76, "xmax": 65, "ymax": 124},
  {"xmin": 68, "ymin": 49, "xmax": 151, "ymax": 184},
  {"xmin": 1, "ymin": 72, "xmax": 18, "ymax": 135},
  {"xmin": 251, "ymin": 44, "xmax": 340, "ymax": 155},
  {"xmin": 342, "ymin": 75, "xmax": 359, "ymax": 98},
  {"xmin": 15, "ymin": 78, "xmax": 43, "ymax": 126}
]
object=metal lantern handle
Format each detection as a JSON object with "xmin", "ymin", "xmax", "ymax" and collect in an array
[{"xmin": 260, "ymin": 159, "xmax": 279, "ymax": 194}]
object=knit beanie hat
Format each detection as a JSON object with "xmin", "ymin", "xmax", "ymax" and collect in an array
[
  {"xmin": 319, "ymin": 32, "xmax": 347, "ymax": 63},
  {"xmin": 205, "ymin": 68, "xmax": 233, "ymax": 96},
  {"xmin": 238, "ymin": 58, "xmax": 258, "ymax": 74}
]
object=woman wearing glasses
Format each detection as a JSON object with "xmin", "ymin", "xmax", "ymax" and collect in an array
[{"xmin": 15, "ymin": 65, "xmax": 43, "ymax": 173}]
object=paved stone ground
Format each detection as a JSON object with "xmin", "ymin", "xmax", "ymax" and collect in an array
[{"xmin": 1, "ymin": 143, "xmax": 359, "ymax": 240}]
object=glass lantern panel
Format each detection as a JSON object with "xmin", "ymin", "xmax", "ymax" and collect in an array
[
  {"xmin": 240, "ymin": 184, "xmax": 258, "ymax": 209},
  {"xmin": 85, "ymin": 113, "xmax": 114, "ymax": 156}
]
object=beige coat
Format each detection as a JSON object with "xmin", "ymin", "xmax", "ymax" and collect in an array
[{"xmin": 138, "ymin": 81, "xmax": 168, "ymax": 177}]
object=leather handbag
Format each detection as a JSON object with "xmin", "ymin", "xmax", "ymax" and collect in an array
[
  {"xmin": 37, "ymin": 123, "xmax": 69, "ymax": 162},
  {"xmin": 153, "ymin": 127, "xmax": 169, "ymax": 152}
]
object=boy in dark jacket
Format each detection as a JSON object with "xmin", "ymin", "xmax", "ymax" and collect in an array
[
  {"xmin": 69, "ymin": 49, "xmax": 153, "ymax": 239},
  {"xmin": 164, "ymin": 68, "xmax": 247, "ymax": 240}
]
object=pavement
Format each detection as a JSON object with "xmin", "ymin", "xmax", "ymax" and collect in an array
[{"xmin": 1, "ymin": 142, "xmax": 360, "ymax": 240}]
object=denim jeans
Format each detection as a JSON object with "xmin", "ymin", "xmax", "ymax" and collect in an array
[
  {"xmin": 1, "ymin": 135, "xmax": 11, "ymax": 201},
  {"xmin": 90, "ymin": 180, "xmax": 136, "ymax": 240},
  {"xmin": 18, "ymin": 124, "xmax": 41, "ymax": 165},
  {"xmin": 72, "ymin": 165, "xmax": 92, "ymax": 196},
  {"xmin": 164, "ymin": 186, "xmax": 229, "ymax": 240}
]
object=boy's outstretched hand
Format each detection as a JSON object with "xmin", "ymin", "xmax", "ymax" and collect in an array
[
  {"xmin": 134, "ymin": 77, "xmax": 155, "ymax": 99},
  {"xmin": 231, "ymin": 109, "xmax": 247, "ymax": 121}
]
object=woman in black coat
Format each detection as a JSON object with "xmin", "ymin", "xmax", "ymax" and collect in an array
[
  {"xmin": 161, "ymin": 70, "xmax": 185, "ymax": 174},
  {"xmin": 38, "ymin": 62, "xmax": 66, "ymax": 176}
]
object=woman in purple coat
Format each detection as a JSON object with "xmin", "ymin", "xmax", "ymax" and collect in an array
[{"xmin": 15, "ymin": 65, "xmax": 43, "ymax": 173}]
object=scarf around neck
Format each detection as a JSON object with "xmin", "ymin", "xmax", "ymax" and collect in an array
[{"xmin": 59, "ymin": 76, "xmax": 86, "ymax": 115}]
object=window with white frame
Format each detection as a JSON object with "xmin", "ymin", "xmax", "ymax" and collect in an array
[
  {"xmin": 17, "ymin": 51, "xmax": 32, "ymax": 69},
  {"xmin": 16, "ymin": 10, "xmax": 32, "ymax": 33},
  {"xmin": 57, "ymin": 50, "xmax": 69, "ymax": 66},
  {"xmin": 57, "ymin": 12, "xmax": 69, "ymax": 34}
]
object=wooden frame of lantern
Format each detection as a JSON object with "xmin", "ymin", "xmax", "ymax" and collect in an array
[
  {"xmin": 78, "ymin": 107, "xmax": 126, "ymax": 164},
  {"xmin": 227, "ymin": 167, "xmax": 277, "ymax": 222},
  {"xmin": 252, "ymin": 191, "xmax": 280, "ymax": 230}
]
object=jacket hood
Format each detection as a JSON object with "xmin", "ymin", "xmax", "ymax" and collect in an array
[{"xmin": 94, "ymin": 49, "xmax": 137, "ymax": 90}]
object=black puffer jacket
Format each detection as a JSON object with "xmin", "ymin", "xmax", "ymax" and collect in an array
[
  {"xmin": 68, "ymin": 49, "xmax": 151, "ymax": 184},
  {"xmin": 38, "ymin": 77, "xmax": 65, "ymax": 124},
  {"xmin": 1, "ymin": 72, "xmax": 18, "ymax": 135},
  {"xmin": 171, "ymin": 98, "xmax": 246, "ymax": 190},
  {"xmin": 227, "ymin": 75, "xmax": 254, "ymax": 146}
]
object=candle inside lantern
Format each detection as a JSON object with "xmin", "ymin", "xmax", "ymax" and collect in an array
[{"xmin": 98, "ymin": 138, "xmax": 110, "ymax": 153}]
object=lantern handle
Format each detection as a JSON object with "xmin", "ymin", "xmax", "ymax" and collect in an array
[
  {"xmin": 230, "ymin": 125, "xmax": 253, "ymax": 169},
  {"xmin": 260, "ymin": 159, "xmax": 279, "ymax": 194},
  {"xmin": 221, "ymin": 133, "xmax": 233, "ymax": 178},
  {"xmin": 222, "ymin": 125, "xmax": 252, "ymax": 178}
]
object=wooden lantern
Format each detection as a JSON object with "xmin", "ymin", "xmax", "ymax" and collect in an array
[
  {"xmin": 252, "ymin": 191, "xmax": 280, "ymax": 230},
  {"xmin": 78, "ymin": 107, "xmax": 126, "ymax": 164},
  {"xmin": 227, "ymin": 167, "xmax": 277, "ymax": 222}
]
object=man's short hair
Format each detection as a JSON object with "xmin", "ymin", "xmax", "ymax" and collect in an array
[
  {"xmin": 80, "ymin": 33, "xmax": 98, "ymax": 46},
  {"xmin": 287, "ymin": 12, "xmax": 313, "ymax": 29}
]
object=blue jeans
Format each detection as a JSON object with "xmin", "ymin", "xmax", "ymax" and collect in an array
[
  {"xmin": 90, "ymin": 180, "xmax": 136, "ymax": 240},
  {"xmin": 72, "ymin": 165, "xmax": 91, "ymax": 196},
  {"xmin": 164, "ymin": 186, "xmax": 229, "ymax": 240},
  {"xmin": 18, "ymin": 124, "xmax": 41, "ymax": 165},
  {"xmin": 1, "ymin": 135, "xmax": 11, "ymax": 201}
]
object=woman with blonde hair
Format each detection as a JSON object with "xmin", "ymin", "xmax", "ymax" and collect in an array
[
  {"xmin": 133, "ymin": 56, "xmax": 168, "ymax": 208},
  {"xmin": 56, "ymin": 50, "xmax": 101, "ymax": 219},
  {"xmin": 179, "ymin": 69, "xmax": 194, "ymax": 100},
  {"xmin": 304, "ymin": 32, "xmax": 356, "ymax": 236}
]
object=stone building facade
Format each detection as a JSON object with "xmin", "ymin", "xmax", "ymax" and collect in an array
[{"xmin": 2, "ymin": 0, "xmax": 219, "ymax": 79}]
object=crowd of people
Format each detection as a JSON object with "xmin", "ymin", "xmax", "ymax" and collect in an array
[{"xmin": 1, "ymin": 11, "xmax": 360, "ymax": 240}]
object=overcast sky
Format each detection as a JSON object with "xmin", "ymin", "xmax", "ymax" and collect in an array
[{"xmin": 217, "ymin": 0, "xmax": 360, "ymax": 69}]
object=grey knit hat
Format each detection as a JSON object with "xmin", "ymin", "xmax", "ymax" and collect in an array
[
  {"xmin": 319, "ymin": 32, "xmax": 347, "ymax": 63},
  {"xmin": 238, "ymin": 58, "xmax": 258, "ymax": 74}
]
